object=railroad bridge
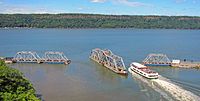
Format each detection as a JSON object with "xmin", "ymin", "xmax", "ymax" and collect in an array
[
  {"xmin": 12, "ymin": 51, "xmax": 70, "ymax": 65},
  {"xmin": 143, "ymin": 53, "xmax": 171, "ymax": 66}
]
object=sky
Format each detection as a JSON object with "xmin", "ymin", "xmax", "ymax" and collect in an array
[{"xmin": 0, "ymin": 0, "xmax": 200, "ymax": 16}]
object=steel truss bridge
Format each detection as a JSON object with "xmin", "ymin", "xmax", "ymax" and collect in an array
[
  {"xmin": 13, "ymin": 51, "xmax": 71, "ymax": 65},
  {"xmin": 143, "ymin": 53, "xmax": 171, "ymax": 66},
  {"xmin": 90, "ymin": 48, "xmax": 126, "ymax": 71}
]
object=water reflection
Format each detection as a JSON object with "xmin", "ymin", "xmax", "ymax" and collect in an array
[
  {"xmin": 11, "ymin": 63, "xmax": 69, "ymax": 101},
  {"xmin": 11, "ymin": 60, "xmax": 147, "ymax": 101}
]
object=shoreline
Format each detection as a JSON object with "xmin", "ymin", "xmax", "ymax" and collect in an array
[{"xmin": 1, "ymin": 27, "xmax": 200, "ymax": 30}]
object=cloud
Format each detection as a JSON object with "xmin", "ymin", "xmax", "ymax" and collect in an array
[
  {"xmin": 0, "ymin": 4, "xmax": 66, "ymax": 14},
  {"xmin": 114, "ymin": 0, "xmax": 150, "ymax": 7},
  {"xmin": 91, "ymin": 0, "xmax": 151, "ymax": 7},
  {"xmin": 91, "ymin": 0, "xmax": 106, "ymax": 3},
  {"xmin": 77, "ymin": 7, "xmax": 84, "ymax": 10},
  {"xmin": 175, "ymin": 0, "xmax": 199, "ymax": 4}
]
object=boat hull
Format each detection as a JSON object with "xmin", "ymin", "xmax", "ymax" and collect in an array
[
  {"xmin": 128, "ymin": 67, "xmax": 158, "ymax": 79},
  {"xmin": 144, "ymin": 64, "xmax": 170, "ymax": 66}
]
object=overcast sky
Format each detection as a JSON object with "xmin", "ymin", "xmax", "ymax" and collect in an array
[{"xmin": 0, "ymin": 0, "xmax": 199, "ymax": 16}]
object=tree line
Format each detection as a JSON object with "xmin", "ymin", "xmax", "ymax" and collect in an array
[{"xmin": 0, "ymin": 14, "xmax": 200, "ymax": 29}]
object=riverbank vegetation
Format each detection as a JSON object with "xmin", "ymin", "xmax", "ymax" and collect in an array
[
  {"xmin": 0, "ymin": 60, "xmax": 40, "ymax": 101},
  {"xmin": 0, "ymin": 14, "xmax": 200, "ymax": 29}
]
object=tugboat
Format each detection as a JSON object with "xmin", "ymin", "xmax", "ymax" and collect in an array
[
  {"xmin": 90, "ymin": 48, "xmax": 127, "ymax": 75},
  {"xmin": 128, "ymin": 62, "xmax": 158, "ymax": 79}
]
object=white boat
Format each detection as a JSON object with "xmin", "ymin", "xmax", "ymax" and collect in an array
[
  {"xmin": 128, "ymin": 62, "xmax": 158, "ymax": 79},
  {"xmin": 90, "ymin": 48, "xmax": 127, "ymax": 75}
]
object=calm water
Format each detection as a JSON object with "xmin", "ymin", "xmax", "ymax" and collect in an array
[{"xmin": 0, "ymin": 28, "xmax": 200, "ymax": 101}]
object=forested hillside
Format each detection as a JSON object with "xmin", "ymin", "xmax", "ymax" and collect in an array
[{"xmin": 0, "ymin": 14, "xmax": 200, "ymax": 29}]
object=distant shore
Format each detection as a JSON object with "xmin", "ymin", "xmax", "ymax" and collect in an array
[
  {"xmin": 1, "ymin": 27, "xmax": 200, "ymax": 30},
  {"xmin": 1, "ymin": 14, "xmax": 200, "ymax": 29}
]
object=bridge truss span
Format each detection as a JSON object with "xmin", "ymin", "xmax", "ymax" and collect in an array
[
  {"xmin": 13, "ymin": 51, "xmax": 41, "ymax": 63},
  {"xmin": 43, "ymin": 51, "xmax": 71, "ymax": 65},
  {"xmin": 12, "ymin": 51, "xmax": 70, "ymax": 65},
  {"xmin": 143, "ymin": 53, "xmax": 171, "ymax": 66},
  {"xmin": 90, "ymin": 48, "xmax": 127, "ymax": 75}
]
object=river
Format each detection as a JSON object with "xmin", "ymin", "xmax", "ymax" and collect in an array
[{"xmin": 0, "ymin": 28, "xmax": 200, "ymax": 101}]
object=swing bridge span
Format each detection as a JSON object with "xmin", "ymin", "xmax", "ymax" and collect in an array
[
  {"xmin": 142, "ymin": 53, "xmax": 200, "ymax": 68},
  {"xmin": 90, "ymin": 48, "xmax": 127, "ymax": 75},
  {"xmin": 11, "ymin": 51, "xmax": 71, "ymax": 65},
  {"xmin": 143, "ymin": 53, "xmax": 171, "ymax": 66}
]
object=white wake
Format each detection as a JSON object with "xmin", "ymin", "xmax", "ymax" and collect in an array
[
  {"xmin": 152, "ymin": 76, "xmax": 200, "ymax": 101},
  {"xmin": 130, "ymin": 72, "xmax": 200, "ymax": 101}
]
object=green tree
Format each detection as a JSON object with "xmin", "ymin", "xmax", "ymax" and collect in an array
[{"xmin": 0, "ymin": 60, "xmax": 40, "ymax": 101}]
